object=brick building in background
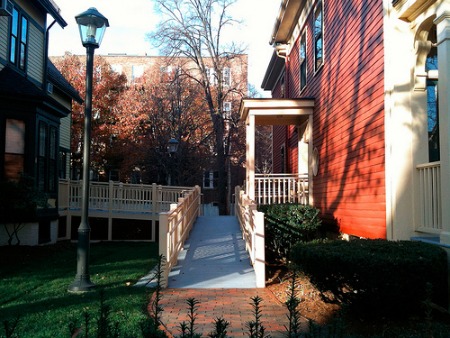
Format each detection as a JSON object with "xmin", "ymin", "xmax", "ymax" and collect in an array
[{"xmin": 52, "ymin": 53, "xmax": 248, "ymax": 213}]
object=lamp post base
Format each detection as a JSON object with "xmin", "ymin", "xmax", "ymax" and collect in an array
[
  {"xmin": 68, "ymin": 226, "xmax": 95, "ymax": 293},
  {"xmin": 68, "ymin": 275, "xmax": 96, "ymax": 293}
]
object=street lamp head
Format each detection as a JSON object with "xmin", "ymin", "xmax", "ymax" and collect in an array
[
  {"xmin": 75, "ymin": 7, "xmax": 109, "ymax": 48},
  {"xmin": 167, "ymin": 138, "xmax": 179, "ymax": 155}
]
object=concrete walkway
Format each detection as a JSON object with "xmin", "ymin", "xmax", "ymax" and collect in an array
[
  {"xmin": 156, "ymin": 216, "xmax": 291, "ymax": 337},
  {"xmin": 167, "ymin": 216, "xmax": 256, "ymax": 288}
]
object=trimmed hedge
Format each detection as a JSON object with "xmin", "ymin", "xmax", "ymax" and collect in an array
[
  {"xmin": 290, "ymin": 239, "xmax": 448, "ymax": 318},
  {"xmin": 258, "ymin": 204, "xmax": 324, "ymax": 262}
]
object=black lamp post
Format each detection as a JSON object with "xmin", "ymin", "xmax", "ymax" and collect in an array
[
  {"xmin": 68, "ymin": 8, "xmax": 109, "ymax": 293},
  {"xmin": 167, "ymin": 138, "xmax": 179, "ymax": 185},
  {"xmin": 167, "ymin": 138, "xmax": 179, "ymax": 155}
]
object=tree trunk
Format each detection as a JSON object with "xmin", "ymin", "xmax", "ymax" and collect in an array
[{"xmin": 214, "ymin": 116, "xmax": 228, "ymax": 215}]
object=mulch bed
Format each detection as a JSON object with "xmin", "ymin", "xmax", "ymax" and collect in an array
[{"xmin": 265, "ymin": 264, "xmax": 450, "ymax": 337}]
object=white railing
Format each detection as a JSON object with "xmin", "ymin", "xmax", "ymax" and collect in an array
[
  {"xmin": 235, "ymin": 185, "xmax": 265, "ymax": 288},
  {"xmin": 58, "ymin": 180, "xmax": 196, "ymax": 241},
  {"xmin": 59, "ymin": 180, "xmax": 192, "ymax": 214},
  {"xmin": 255, "ymin": 173, "xmax": 308, "ymax": 205},
  {"xmin": 159, "ymin": 185, "xmax": 202, "ymax": 287},
  {"xmin": 417, "ymin": 162, "xmax": 442, "ymax": 233}
]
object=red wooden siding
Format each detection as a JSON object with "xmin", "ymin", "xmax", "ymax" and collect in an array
[
  {"xmin": 274, "ymin": 0, "xmax": 386, "ymax": 238},
  {"xmin": 272, "ymin": 125, "xmax": 286, "ymax": 173},
  {"xmin": 288, "ymin": 126, "xmax": 298, "ymax": 173}
]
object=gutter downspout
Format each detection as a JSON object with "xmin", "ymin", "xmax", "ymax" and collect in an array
[{"xmin": 43, "ymin": 19, "xmax": 57, "ymax": 92}]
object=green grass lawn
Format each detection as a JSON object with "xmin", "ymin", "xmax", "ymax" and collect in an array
[{"xmin": 0, "ymin": 241, "xmax": 159, "ymax": 337}]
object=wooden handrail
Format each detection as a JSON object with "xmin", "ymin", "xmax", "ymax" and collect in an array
[
  {"xmin": 235, "ymin": 185, "xmax": 265, "ymax": 288},
  {"xmin": 159, "ymin": 185, "xmax": 201, "ymax": 287},
  {"xmin": 58, "ymin": 179, "xmax": 197, "ymax": 243},
  {"xmin": 59, "ymin": 179, "xmax": 192, "ymax": 213}
]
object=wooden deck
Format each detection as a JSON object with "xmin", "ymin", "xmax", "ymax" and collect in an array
[{"xmin": 58, "ymin": 180, "xmax": 195, "ymax": 241}]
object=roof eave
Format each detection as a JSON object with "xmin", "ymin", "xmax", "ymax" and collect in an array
[
  {"xmin": 269, "ymin": 0, "xmax": 305, "ymax": 45},
  {"xmin": 261, "ymin": 50, "xmax": 285, "ymax": 90},
  {"xmin": 37, "ymin": 0, "xmax": 67, "ymax": 28}
]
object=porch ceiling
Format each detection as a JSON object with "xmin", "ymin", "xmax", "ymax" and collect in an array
[{"xmin": 239, "ymin": 98, "xmax": 314, "ymax": 126}]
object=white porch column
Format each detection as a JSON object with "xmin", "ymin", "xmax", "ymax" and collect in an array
[
  {"xmin": 435, "ymin": 6, "xmax": 450, "ymax": 244},
  {"xmin": 297, "ymin": 121, "xmax": 309, "ymax": 174},
  {"xmin": 246, "ymin": 114, "xmax": 256, "ymax": 201},
  {"xmin": 307, "ymin": 114, "xmax": 314, "ymax": 205}
]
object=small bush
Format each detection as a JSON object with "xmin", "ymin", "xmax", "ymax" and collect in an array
[
  {"xmin": 290, "ymin": 239, "xmax": 448, "ymax": 318},
  {"xmin": 258, "ymin": 204, "xmax": 323, "ymax": 262},
  {"xmin": 0, "ymin": 175, "xmax": 48, "ymax": 245}
]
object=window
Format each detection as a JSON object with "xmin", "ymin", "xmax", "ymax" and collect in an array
[
  {"xmin": 111, "ymin": 64, "xmax": 123, "ymax": 74},
  {"xmin": 9, "ymin": 7, "xmax": 28, "ymax": 70},
  {"xmin": 223, "ymin": 102, "xmax": 232, "ymax": 120},
  {"xmin": 93, "ymin": 108, "xmax": 101, "ymax": 120},
  {"xmin": 95, "ymin": 65, "xmax": 103, "ymax": 80},
  {"xmin": 223, "ymin": 67, "xmax": 231, "ymax": 86},
  {"xmin": 38, "ymin": 123, "xmax": 46, "ymax": 191},
  {"xmin": 37, "ymin": 121, "xmax": 58, "ymax": 193},
  {"xmin": 299, "ymin": 32, "xmax": 307, "ymax": 90},
  {"xmin": 280, "ymin": 145, "xmax": 287, "ymax": 173},
  {"xmin": 4, "ymin": 119, "xmax": 25, "ymax": 180},
  {"xmin": 206, "ymin": 67, "xmax": 217, "ymax": 85},
  {"xmin": 49, "ymin": 127, "xmax": 57, "ymax": 191},
  {"xmin": 59, "ymin": 150, "xmax": 67, "ymax": 179},
  {"xmin": 160, "ymin": 65, "xmax": 172, "ymax": 74},
  {"xmin": 203, "ymin": 171, "xmax": 219, "ymax": 189},
  {"xmin": 426, "ymin": 25, "xmax": 439, "ymax": 162},
  {"xmin": 314, "ymin": 1, "xmax": 323, "ymax": 71}
]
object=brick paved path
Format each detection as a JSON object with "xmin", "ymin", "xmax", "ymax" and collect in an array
[
  {"xmin": 158, "ymin": 288, "xmax": 290, "ymax": 337},
  {"xmin": 149, "ymin": 216, "xmax": 303, "ymax": 337}
]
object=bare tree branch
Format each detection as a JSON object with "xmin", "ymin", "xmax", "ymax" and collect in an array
[{"xmin": 149, "ymin": 0, "xmax": 247, "ymax": 214}]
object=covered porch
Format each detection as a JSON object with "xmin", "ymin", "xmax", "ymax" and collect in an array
[
  {"xmin": 238, "ymin": 98, "xmax": 446, "ymax": 244},
  {"xmin": 239, "ymin": 98, "xmax": 315, "ymax": 205}
]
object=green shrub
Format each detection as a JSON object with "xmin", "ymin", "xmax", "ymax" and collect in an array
[
  {"xmin": 0, "ymin": 175, "xmax": 49, "ymax": 245},
  {"xmin": 290, "ymin": 239, "xmax": 448, "ymax": 318},
  {"xmin": 258, "ymin": 204, "xmax": 323, "ymax": 262}
]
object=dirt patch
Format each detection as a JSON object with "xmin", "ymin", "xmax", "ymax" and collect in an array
[{"xmin": 266, "ymin": 266, "xmax": 340, "ymax": 326}]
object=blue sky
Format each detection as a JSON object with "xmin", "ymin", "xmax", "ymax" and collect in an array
[{"xmin": 48, "ymin": 0, "xmax": 280, "ymax": 91}]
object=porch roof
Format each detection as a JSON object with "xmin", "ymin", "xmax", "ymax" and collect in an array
[{"xmin": 239, "ymin": 98, "xmax": 314, "ymax": 126}]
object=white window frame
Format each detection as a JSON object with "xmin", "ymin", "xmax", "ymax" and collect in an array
[
  {"xmin": 206, "ymin": 67, "xmax": 217, "ymax": 85},
  {"xmin": 9, "ymin": 7, "xmax": 28, "ymax": 71},
  {"xmin": 299, "ymin": 31, "xmax": 307, "ymax": 91},
  {"xmin": 223, "ymin": 101, "xmax": 232, "ymax": 120},
  {"xmin": 203, "ymin": 170, "xmax": 218, "ymax": 189},
  {"xmin": 223, "ymin": 67, "xmax": 231, "ymax": 86},
  {"xmin": 111, "ymin": 64, "xmax": 123, "ymax": 74},
  {"xmin": 314, "ymin": 0, "xmax": 324, "ymax": 72},
  {"xmin": 132, "ymin": 65, "xmax": 144, "ymax": 81}
]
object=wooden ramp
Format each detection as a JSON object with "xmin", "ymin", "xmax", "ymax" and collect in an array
[{"xmin": 167, "ymin": 216, "xmax": 257, "ymax": 288}]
